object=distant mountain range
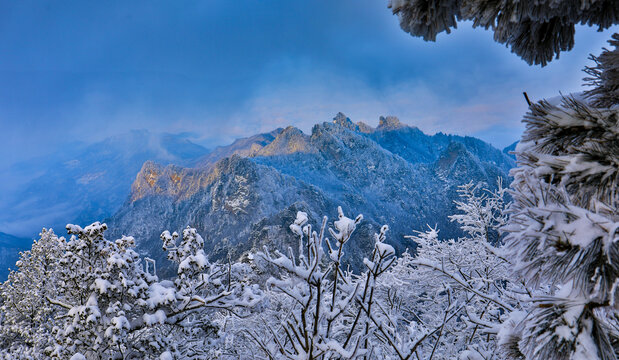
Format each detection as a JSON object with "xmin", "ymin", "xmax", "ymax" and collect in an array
[
  {"xmin": 0, "ymin": 130, "xmax": 209, "ymax": 238},
  {"xmin": 0, "ymin": 114, "xmax": 517, "ymax": 278},
  {"xmin": 0, "ymin": 130, "xmax": 209, "ymax": 279}
]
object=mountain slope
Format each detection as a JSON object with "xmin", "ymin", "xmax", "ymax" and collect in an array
[
  {"xmin": 107, "ymin": 114, "xmax": 516, "ymax": 276},
  {"xmin": 0, "ymin": 232, "xmax": 32, "ymax": 280},
  {"xmin": 503, "ymin": 141, "xmax": 518, "ymax": 160}
]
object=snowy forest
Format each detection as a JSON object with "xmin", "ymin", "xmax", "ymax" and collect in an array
[{"xmin": 1, "ymin": 1, "xmax": 618, "ymax": 360}]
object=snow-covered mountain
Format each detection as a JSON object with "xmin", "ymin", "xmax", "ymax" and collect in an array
[{"xmin": 107, "ymin": 113, "xmax": 516, "ymax": 276}]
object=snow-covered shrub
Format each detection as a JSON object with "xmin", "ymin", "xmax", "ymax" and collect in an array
[
  {"xmin": 155, "ymin": 227, "xmax": 262, "ymax": 359},
  {"xmin": 449, "ymin": 179, "xmax": 509, "ymax": 244},
  {"xmin": 217, "ymin": 182, "xmax": 519, "ymax": 360},
  {"xmin": 0, "ymin": 229, "xmax": 65, "ymax": 357},
  {"xmin": 373, "ymin": 179, "xmax": 524, "ymax": 359},
  {"xmin": 234, "ymin": 197, "xmax": 518, "ymax": 360},
  {"xmin": 242, "ymin": 207, "xmax": 419, "ymax": 359},
  {"xmin": 45, "ymin": 222, "xmax": 157, "ymax": 359}
]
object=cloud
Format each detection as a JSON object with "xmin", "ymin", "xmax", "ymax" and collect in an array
[
  {"xmin": 0, "ymin": 0, "xmax": 614, "ymax": 171},
  {"xmin": 221, "ymin": 61, "xmax": 527, "ymax": 147}
]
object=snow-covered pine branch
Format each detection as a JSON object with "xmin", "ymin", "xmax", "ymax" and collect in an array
[
  {"xmin": 387, "ymin": 0, "xmax": 619, "ymax": 66},
  {"xmin": 584, "ymin": 34, "xmax": 619, "ymax": 108},
  {"xmin": 499, "ymin": 53, "xmax": 619, "ymax": 359}
]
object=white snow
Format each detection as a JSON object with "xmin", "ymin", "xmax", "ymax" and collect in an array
[{"xmin": 143, "ymin": 310, "xmax": 167, "ymax": 326}]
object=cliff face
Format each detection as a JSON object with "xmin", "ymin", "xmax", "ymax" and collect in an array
[
  {"xmin": 130, "ymin": 161, "xmax": 213, "ymax": 202},
  {"xmin": 107, "ymin": 114, "xmax": 516, "ymax": 276}
]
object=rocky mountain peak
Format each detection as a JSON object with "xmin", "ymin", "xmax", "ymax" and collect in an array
[
  {"xmin": 258, "ymin": 126, "xmax": 315, "ymax": 156},
  {"xmin": 332, "ymin": 112, "xmax": 358, "ymax": 131},
  {"xmin": 377, "ymin": 116, "xmax": 405, "ymax": 130},
  {"xmin": 357, "ymin": 121, "xmax": 374, "ymax": 133}
]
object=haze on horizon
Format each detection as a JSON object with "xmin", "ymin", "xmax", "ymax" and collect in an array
[{"xmin": 1, "ymin": 0, "xmax": 617, "ymax": 171}]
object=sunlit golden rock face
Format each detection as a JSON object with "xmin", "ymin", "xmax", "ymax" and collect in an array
[
  {"xmin": 356, "ymin": 121, "xmax": 375, "ymax": 134},
  {"xmin": 145, "ymin": 168, "xmax": 159, "ymax": 187},
  {"xmin": 377, "ymin": 116, "xmax": 404, "ymax": 131},
  {"xmin": 257, "ymin": 126, "xmax": 316, "ymax": 156},
  {"xmin": 129, "ymin": 155, "xmax": 259, "ymax": 205},
  {"xmin": 130, "ymin": 161, "xmax": 211, "ymax": 202},
  {"xmin": 170, "ymin": 173, "xmax": 182, "ymax": 185}
]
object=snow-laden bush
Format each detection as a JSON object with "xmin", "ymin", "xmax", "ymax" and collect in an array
[
  {"xmin": 215, "ymin": 182, "xmax": 517, "ymax": 360},
  {"xmin": 0, "ymin": 223, "xmax": 261, "ymax": 359},
  {"xmin": 380, "ymin": 180, "xmax": 528, "ymax": 360},
  {"xmin": 243, "ymin": 207, "xmax": 407, "ymax": 359},
  {"xmin": 0, "ymin": 228, "xmax": 65, "ymax": 358}
]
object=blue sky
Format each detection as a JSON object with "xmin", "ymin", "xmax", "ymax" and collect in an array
[{"xmin": 0, "ymin": 0, "xmax": 617, "ymax": 169}]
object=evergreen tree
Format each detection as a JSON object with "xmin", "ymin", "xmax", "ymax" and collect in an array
[
  {"xmin": 0, "ymin": 229, "xmax": 65, "ymax": 357},
  {"xmin": 498, "ymin": 39, "xmax": 619, "ymax": 359}
]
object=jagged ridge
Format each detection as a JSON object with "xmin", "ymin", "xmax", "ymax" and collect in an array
[{"xmin": 107, "ymin": 113, "xmax": 516, "ymax": 276}]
